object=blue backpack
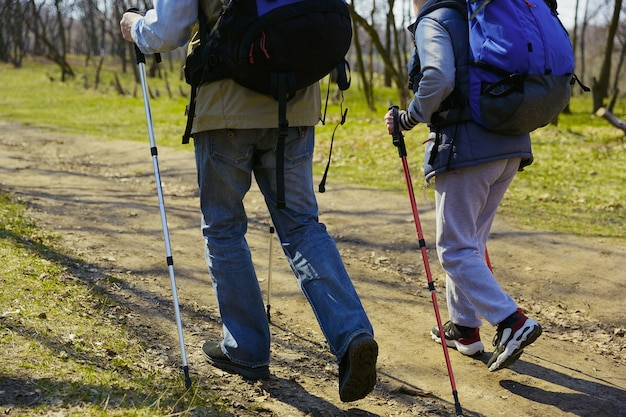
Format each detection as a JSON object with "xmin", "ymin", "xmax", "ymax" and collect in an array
[{"xmin": 409, "ymin": 0, "xmax": 586, "ymax": 134}]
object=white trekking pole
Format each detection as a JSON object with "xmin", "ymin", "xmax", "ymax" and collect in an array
[
  {"xmin": 266, "ymin": 223, "xmax": 275, "ymax": 322},
  {"xmin": 132, "ymin": 35, "xmax": 191, "ymax": 389}
]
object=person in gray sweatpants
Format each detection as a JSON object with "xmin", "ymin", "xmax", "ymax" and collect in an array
[{"xmin": 384, "ymin": 0, "xmax": 542, "ymax": 372}]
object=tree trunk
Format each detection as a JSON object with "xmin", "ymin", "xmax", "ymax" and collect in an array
[
  {"xmin": 27, "ymin": 0, "xmax": 75, "ymax": 81},
  {"xmin": 591, "ymin": 0, "xmax": 622, "ymax": 112},
  {"xmin": 609, "ymin": 37, "xmax": 626, "ymax": 112},
  {"xmin": 350, "ymin": 5, "xmax": 408, "ymax": 107},
  {"xmin": 596, "ymin": 107, "xmax": 626, "ymax": 134},
  {"xmin": 384, "ymin": 0, "xmax": 392, "ymax": 87},
  {"xmin": 351, "ymin": 16, "xmax": 375, "ymax": 111}
]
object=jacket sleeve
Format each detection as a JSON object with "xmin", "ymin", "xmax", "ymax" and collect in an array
[
  {"xmin": 406, "ymin": 17, "xmax": 456, "ymax": 127},
  {"xmin": 132, "ymin": 0, "xmax": 199, "ymax": 53}
]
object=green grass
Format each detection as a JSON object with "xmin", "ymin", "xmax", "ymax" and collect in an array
[
  {"xmin": 1, "ymin": 58, "xmax": 624, "ymax": 241},
  {"xmin": 0, "ymin": 57, "xmax": 190, "ymax": 145},
  {"xmin": 499, "ymin": 100, "xmax": 626, "ymax": 238},
  {"xmin": 0, "ymin": 192, "xmax": 226, "ymax": 416}
]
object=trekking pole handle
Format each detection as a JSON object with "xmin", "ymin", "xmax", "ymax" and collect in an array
[
  {"xmin": 389, "ymin": 105, "xmax": 407, "ymax": 158},
  {"xmin": 126, "ymin": 8, "xmax": 161, "ymax": 65}
]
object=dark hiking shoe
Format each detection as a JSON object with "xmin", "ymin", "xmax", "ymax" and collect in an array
[
  {"xmin": 487, "ymin": 308, "xmax": 542, "ymax": 372},
  {"xmin": 431, "ymin": 321, "xmax": 485, "ymax": 356},
  {"xmin": 202, "ymin": 341, "xmax": 270, "ymax": 380},
  {"xmin": 338, "ymin": 334, "xmax": 378, "ymax": 402}
]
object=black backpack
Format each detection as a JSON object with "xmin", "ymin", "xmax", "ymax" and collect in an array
[{"xmin": 183, "ymin": 0, "xmax": 353, "ymax": 208}]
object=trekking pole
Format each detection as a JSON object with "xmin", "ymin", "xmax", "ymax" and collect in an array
[
  {"xmin": 132, "ymin": 38, "xmax": 192, "ymax": 389},
  {"xmin": 266, "ymin": 223, "xmax": 275, "ymax": 322},
  {"xmin": 389, "ymin": 105, "xmax": 464, "ymax": 417},
  {"xmin": 485, "ymin": 246, "xmax": 493, "ymax": 272}
]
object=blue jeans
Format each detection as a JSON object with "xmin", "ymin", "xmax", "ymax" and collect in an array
[{"xmin": 193, "ymin": 127, "xmax": 373, "ymax": 368}]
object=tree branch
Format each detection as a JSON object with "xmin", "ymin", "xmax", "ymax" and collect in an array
[{"xmin": 595, "ymin": 107, "xmax": 626, "ymax": 134}]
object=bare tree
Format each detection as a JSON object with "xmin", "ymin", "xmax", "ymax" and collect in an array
[
  {"xmin": 608, "ymin": 20, "xmax": 626, "ymax": 111},
  {"xmin": 76, "ymin": 0, "xmax": 105, "ymax": 63},
  {"xmin": 350, "ymin": 2, "xmax": 409, "ymax": 108},
  {"xmin": 0, "ymin": 0, "xmax": 30, "ymax": 66},
  {"xmin": 27, "ymin": 0, "xmax": 75, "ymax": 80},
  {"xmin": 592, "ymin": 0, "xmax": 622, "ymax": 111},
  {"xmin": 384, "ymin": 0, "xmax": 392, "ymax": 87},
  {"xmin": 351, "ymin": 0, "xmax": 377, "ymax": 110},
  {"xmin": 387, "ymin": 0, "xmax": 405, "ymax": 89},
  {"xmin": 368, "ymin": 5, "xmax": 375, "ymax": 92},
  {"xmin": 578, "ymin": 0, "xmax": 607, "ymax": 89},
  {"xmin": 352, "ymin": 17, "xmax": 375, "ymax": 110}
]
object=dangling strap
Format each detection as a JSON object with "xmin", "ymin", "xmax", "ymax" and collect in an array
[
  {"xmin": 182, "ymin": 86, "xmax": 197, "ymax": 144},
  {"xmin": 319, "ymin": 92, "xmax": 347, "ymax": 193},
  {"xmin": 181, "ymin": 6, "xmax": 209, "ymax": 145},
  {"xmin": 318, "ymin": 61, "xmax": 350, "ymax": 193},
  {"xmin": 271, "ymin": 72, "xmax": 296, "ymax": 209}
]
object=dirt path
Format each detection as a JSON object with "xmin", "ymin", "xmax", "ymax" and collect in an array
[{"xmin": 1, "ymin": 120, "xmax": 625, "ymax": 417}]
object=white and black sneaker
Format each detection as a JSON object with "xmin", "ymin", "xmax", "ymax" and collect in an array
[
  {"xmin": 431, "ymin": 321, "xmax": 485, "ymax": 356},
  {"xmin": 487, "ymin": 308, "xmax": 542, "ymax": 372}
]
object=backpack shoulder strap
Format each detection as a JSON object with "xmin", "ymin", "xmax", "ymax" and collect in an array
[{"xmin": 417, "ymin": 0, "xmax": 466, "ymax": 22}]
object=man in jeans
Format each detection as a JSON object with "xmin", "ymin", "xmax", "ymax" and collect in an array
[
  {"xmin": 384, "ymin": 0, "xmax": 542, "ymax": 372},
  {"xmin": 120, "ymin": 0, "xmax": 377, "ymax": 402}
]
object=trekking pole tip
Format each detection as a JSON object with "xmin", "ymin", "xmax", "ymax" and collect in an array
[
  {"xmin": 453, "ymin": 391, "xmax": 464, "ymax": 416},
  {"xmin": 183, "ymin": 366, "xmax": 192, "ymax": 389}
]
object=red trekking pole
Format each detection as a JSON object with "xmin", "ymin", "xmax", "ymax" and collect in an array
[
  {"xmin": 485, "ymin": 246, "xmax": 493, "ymax": 272},
  {"xmin": 389, "ymin": 105, "xmax": 464, "ymax": 417}
]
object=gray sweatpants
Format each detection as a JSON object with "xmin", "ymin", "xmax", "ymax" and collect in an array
[{"xmin": 434, "ymin": 158, "xmax": 521, "ymax": 328}]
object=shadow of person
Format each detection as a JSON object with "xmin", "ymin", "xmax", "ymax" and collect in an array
[
  {"xmin": 424, "ymin": 346, "xmax": 624, "ymax": 416},
  {"xmin": 260, "ymin": 375, "xmax": 380, "ymax": 416},
  {"xmin": 499, "ymin": 355, "xmax": 625, "ymax": 417},
  {"xmin": 500, "ymin": 380, "xmax": 622, "ymax": 417},
  {"xmin": 375, "ymin": 369, "xmax": 484, "ymax": 417}
]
